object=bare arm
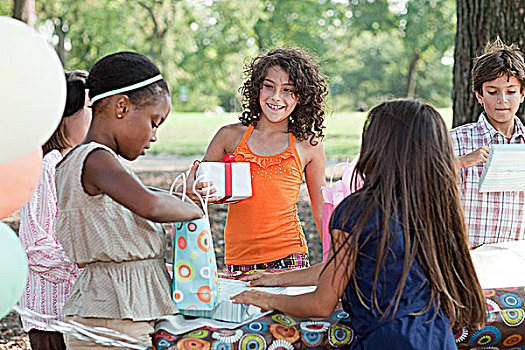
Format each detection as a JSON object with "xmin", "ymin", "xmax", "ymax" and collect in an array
[
  {"xmin": 454, "ymin": 146, "xmax": 490, "ymax": 169},
  {"xmin": 232, "ymin": 229, "xmax": 352, "ymax": 318},
  {"xmin": 241, "ymin": 262, "xmax": 325, "ymax": 287},
  {"xmin": 303, "ymin": 140, "xmax": 326, "ymax": 239},
  {"xmin": 83, "ymin": 149, "xmax": 203, "ymax": 223},
  {"xmin": 202, "ymin": 124, "xmax": 244, "ymax": 161}
]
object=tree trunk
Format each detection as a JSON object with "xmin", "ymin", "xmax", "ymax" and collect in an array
[
  {"xmin": 54, "ymin": 18, "xmax": 67, "ymax": 65},
  {"xmin": 453, "ymin": 0, "xmax": 525, "ymax": 127},
  {"xmin": 12, "ymin": 0, "xmax": 35, "ymax": 27},
  {"xmin": 406, "ymin": 53, "xmax": 419, "ymax": 100}
]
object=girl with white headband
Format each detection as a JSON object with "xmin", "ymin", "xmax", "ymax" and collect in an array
[{"xmin": 54, "ymin": 52, "xmax": 203, "ymax": 349}]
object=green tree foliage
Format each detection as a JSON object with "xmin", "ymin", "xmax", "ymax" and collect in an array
[
  {"xmin": 1, "ymin": 0, "xmax": 456, "ymax": 112},
  {"xmin": 400, "ymin": 0, "xmax": 455, "ymax": 99},
  {"xmin": 0, "ymin": 1, "xmax": 13, "ymax": 15}
]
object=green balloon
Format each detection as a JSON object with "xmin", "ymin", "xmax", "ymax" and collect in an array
[{"xmin": 0, "ymin": 221, "xmax": 28, "ymax": 319}]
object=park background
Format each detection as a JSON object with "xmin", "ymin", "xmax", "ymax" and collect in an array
[
  {"xmin": 3, "ymin": 0, "xmax": 525, "ymax": 158},
  {"xmin": 2, "ymin": 0, "xmax": 525, "ymax": 348}
]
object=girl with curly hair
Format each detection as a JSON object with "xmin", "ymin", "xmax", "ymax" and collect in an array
[{"xmin": 195, "ymin": 48, "xmax": 328, "ymax": 272}]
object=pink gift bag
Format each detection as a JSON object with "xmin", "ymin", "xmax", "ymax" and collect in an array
[
  {"xmin": 321, "ymin": 155, "xmax": 364, "ymax": 261},
  {"xmin": 322, "ymin": 201, "xmax": 337, "ymax": 261}
]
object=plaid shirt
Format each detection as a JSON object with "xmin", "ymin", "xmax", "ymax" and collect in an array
[{"xmin": 450, "ymin": 113, "xmax": 525, "ymax": 247}]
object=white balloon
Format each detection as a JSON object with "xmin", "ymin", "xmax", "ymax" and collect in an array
[{"xmin": 0, "ymin": 16, "xmax": 66, "ymax": 163}]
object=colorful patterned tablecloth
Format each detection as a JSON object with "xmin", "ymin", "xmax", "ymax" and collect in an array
[
  {"xmin": 456, "ymin": 287, "xmax": 525, "ymax": 349},
  {"xmin": 154, "ymin": 306, "xmax": 354, "ymax": 349},
  {"xmin": 153, "ymin": 273, "xmax": 525, "ymax": 349}
]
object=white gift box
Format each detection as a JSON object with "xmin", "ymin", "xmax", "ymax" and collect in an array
[
  {"xmin": 196, "ymin": 157, "xmax": 252, "ymax": 204},
  {"xmin": 180, "ymin": 278, "xmax": 285, "ymax": 323}
]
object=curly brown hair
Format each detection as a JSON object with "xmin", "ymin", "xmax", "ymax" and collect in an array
[{"xmin": 239, "ymin": 48, "xmax": 328, "ymax": 145}]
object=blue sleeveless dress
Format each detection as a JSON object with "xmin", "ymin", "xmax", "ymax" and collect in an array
[{"xmin": 331, "ymin": 195, "xmax": 457, "ymax": 349}]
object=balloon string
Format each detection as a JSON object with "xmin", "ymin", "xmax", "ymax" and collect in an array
[{"xmin": 12, "ymin": 305, "xmax": 152, "ymax": 349}]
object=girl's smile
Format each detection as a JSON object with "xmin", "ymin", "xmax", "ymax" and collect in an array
[
  {"xmin": 259, "ymin": 65, "xmax": 298, "ymax": 124},
  {"xmin": 266, "ymin": 103, "xmax": 285, "ymax": 111}
]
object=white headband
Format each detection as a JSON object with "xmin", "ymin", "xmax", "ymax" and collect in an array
[{"xmin": 90, "ymin": 74, "xmax": 164, "ymax": 103}]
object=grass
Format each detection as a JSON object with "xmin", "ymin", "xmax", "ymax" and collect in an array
[
  {"xmin": 152, "ymin": 112, "xmax": 236, "ymax": 157},
  {"xmin": 151, "ymin": 108, "xmax": 453, "ymax": 160}
]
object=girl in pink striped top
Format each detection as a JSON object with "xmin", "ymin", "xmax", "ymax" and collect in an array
[{"xmin": 18, "ymin": 70, "xmax": 92, "ymax": 350}]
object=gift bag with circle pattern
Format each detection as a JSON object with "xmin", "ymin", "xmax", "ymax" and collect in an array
[{"xmin": 170, "ymin": 173, "xmax": 218, "ymax": 311}]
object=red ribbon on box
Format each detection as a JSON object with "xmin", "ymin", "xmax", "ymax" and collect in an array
[
  {"xmin": 196, "ymin": 154, "xmax": 242, "ymax": 204},
  {"xmin": 217, "ymin": 154, "xmax": 235, "ymax": 203}
]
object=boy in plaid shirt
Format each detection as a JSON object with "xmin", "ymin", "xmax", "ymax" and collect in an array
[{"xmin": 450, "ymin": 38, "xmax": 525, "ymax": 247}]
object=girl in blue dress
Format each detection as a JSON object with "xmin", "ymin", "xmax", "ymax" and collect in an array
[{"xmin": 232, "ymin": 99, "xmax": 486, "ymax": 349}]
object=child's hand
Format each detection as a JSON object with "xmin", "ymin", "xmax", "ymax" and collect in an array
[
  {"xmin": 457, "ymin": 146, "xmax": 490, "ymax": 169},
  {"xmin": 241, "ymin": 272, "xmax": 283, "ymax": 287},
  {"xmin": 230, "ymin": 290, "xmax": 273, "ymax": 312},
  {"xmin": 185, "ymin": 163, "xmax": 218, "ymax": 203}
]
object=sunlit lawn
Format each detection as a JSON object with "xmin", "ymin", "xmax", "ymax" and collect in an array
[{"xmin": 151, "ymin": 108, "xmax": 452, "ymax": 160}]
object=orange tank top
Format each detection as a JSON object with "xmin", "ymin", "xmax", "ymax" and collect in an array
[{"xmin": 224, "ymin": 125, "xmax": 308, "ymax": 265}]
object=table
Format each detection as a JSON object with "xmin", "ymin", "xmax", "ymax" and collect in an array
[
  {"xmin": 153, "ymin": 274, "xmax": 525, "ymax": 349},
  {"xmin": 154, "ymin": 304, "xmax": 354, "ymax": 349}
]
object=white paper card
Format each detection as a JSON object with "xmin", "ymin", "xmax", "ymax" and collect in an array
[{"xmin": 478, "ymin": 144, "xmax": 525, "ymax": 192}]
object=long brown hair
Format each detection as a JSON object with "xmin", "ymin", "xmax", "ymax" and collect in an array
[
  {"xmin": 330, "ymin": 100, "xmax": 485, "ymax": 330},
  {"xmin": 42, "ymin": 70, "xmax": 88, "ymax": 155}
]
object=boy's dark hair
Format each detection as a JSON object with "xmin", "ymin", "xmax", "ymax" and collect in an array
[
  {"xmin": 239, "ymin": 48, "xmax": 328, "ymax": 144},
  {"xmin": 43, "ymin": 70, "xmax": 88, "ymax": 155},
  {"xmin": 329, "ymin": 100, "xmax": 486, "ymax": 331},
  {"xmin": 87, "ymin": 52, "xmax": 169, "ymax": 114},
  {"xmin": 472, "ymin": 37, "xmax": 525, "ymax": 94}
]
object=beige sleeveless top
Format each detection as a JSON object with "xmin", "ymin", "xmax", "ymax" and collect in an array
[{"xmin": 55, "ymin": 142, "xmax": 177, "ymax": 320}]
